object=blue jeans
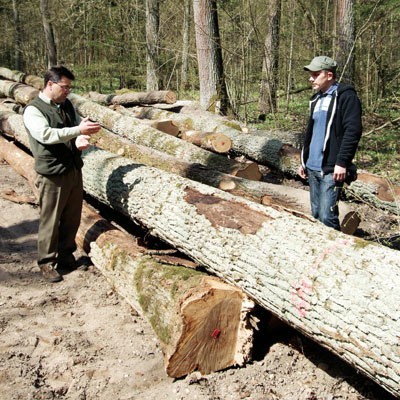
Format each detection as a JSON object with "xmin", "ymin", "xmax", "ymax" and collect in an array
[{"xmin": 307, "ymin": 169, "xmax": 343, "ymax": 230}]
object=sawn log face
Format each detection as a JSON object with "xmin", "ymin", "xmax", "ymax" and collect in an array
[{"xmin": 81, "ymin": 146, "xmax": 400, "ymax": 397}]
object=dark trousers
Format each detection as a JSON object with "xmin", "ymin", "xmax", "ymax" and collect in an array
[{"xmin": 35, "ymin": 168, "xmax": 83, "ymax": 266}]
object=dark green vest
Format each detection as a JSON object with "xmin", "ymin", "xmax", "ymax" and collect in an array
[{"xmin": 25, "ymin": 97, "xmax": 83, "ymax": 175}]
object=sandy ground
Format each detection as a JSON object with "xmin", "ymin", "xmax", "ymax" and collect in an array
[{"xmin": 0, "ymin": 160, "xmax": 397, "ymax": 400}]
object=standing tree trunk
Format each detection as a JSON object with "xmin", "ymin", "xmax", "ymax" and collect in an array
[
  {"xmin": 180, "ymin": 0, "xmax": 191, "ymax": 91},
  {"xmin": 146, "ymin": 0, "xmax": 161, "ymax": 91},
  {"xmin": 259, "ymin": 0, "xmax": 281, "ymax": 119},
  {"xmin": 12, "ymin": 0, "xmax": 23, "ymax": 71},
  {"xmin": 39, "ymin": 0, "xmax": 57, "ymax": 67},
  {"xmin": 335, "ymin": 0, "xmax": 355, "ymax": 85},
  {"xmin": 193, "ymin": 0, "xmax": 230, "ymax": 114}
]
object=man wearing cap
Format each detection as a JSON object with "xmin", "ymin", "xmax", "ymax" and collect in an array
[{"xmin": 298, "ymin": 56, "xmax": 362, "ymax": 230}]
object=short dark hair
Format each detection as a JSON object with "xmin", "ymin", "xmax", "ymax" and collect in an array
[{"xmin": 44, "ymin": 66, "xmax": 75, "ymax": 87}]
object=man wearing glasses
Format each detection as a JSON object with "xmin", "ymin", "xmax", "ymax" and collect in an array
[
  {"xmin": 23, "ymin": 66, "xmax": 101, "ymax": 282},
  {"xmin": 298, "ymin": 56, "xmax": 362, "ymax": 231}
]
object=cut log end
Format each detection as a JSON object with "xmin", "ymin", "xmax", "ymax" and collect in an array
[
  {"xmin": 340, "ymin": 211, "xmax": 361, "ymax": 235},
  {"xmin": 151, "ymin": 120, "xmax": 180, "ymax": 136},
  {"xmin": 218, "ymin": 179, "xmax": 237, "ymax": 191},
  {"xmin": 232, "ymin": 162, "xmax": 262, "ymax": 182},
  {"xmin": 209, "ymin": 133, "xmax": 232, "ymax": 153},
  {"xmin": 166, "ymin": 278, "xmax": 251, "ymax": 378}
]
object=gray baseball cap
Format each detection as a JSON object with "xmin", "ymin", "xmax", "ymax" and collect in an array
[{"xmin": 304, "ymin": 56, "xmax": 337, "ymax": 72}]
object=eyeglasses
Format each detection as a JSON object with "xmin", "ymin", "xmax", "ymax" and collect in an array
[{"xmin": 52, "ymin": 81, "xmax": 72, "ymax": 92}]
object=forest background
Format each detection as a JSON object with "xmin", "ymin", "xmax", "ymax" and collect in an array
[{"xmin": 0, "ymin": 0, "xmax": 399, "ymax": 182}]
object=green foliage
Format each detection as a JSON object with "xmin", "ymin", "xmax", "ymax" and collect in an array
[{"xmin": 0, "ymin": 0, "xmax": 398, "ymax": 182}]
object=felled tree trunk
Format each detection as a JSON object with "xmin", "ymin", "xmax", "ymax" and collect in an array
[
  {"xmin": 129, "ymin": 105, "xmax": 303, "ymax": 174},
  {"xmin": 87, "ymin": 90, "xmax": 177, "ymax": 106},
  {"xmin": 181, "ymin": 130, "xmax": 232, "ymax": 154},
  {"xmin": 0, "ymin": 106, "xmax": 31, "ymax": 148},
  {"xmin": 0, "ymin": 135, "xmax": 36, "ymax": 193},
  {"xmin": 0, "ymin": 67, "xmax": 43, "ymax": 89},
  {"xmin": 91, "ymin": 127, "xmax": 308, "ymax": 211},
  {"xmin": 346, "ymin": 171, "xmax": 400, "ymax": 215},
  {"xmin": 81, "ymin": 146, "xmax": 400, "ymax": 398},
  {"xmin": 0, "ymin": 98, "xmax": 23, "ymax": 113},
  {"xmin": 69, "ymin": 93, "xmax": 260, "ymax": 179},
  {"xmin": 0, "ymin": 79, "xmax": 39, "ymax": 105},
  {"xmin": 0, "ymin": 100, "xmax": 396, "ymax": 219},
  {"xmin": 0, "ymin": 110, "xmax": 353, "ymax": 231},
  {"xmin": 0, "ymin": 135, "xmax": 254, "ymax": 378}
]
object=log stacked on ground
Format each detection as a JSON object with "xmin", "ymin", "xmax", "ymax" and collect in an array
[
  {"xmin": 1, "ymin": 73, "xmax": 398, "ymax": 214},
  {"xmin": 0, "ymin": 105, "xmax": 372, "ymax": 234},
  {"xmin": 0, "ymin": 134, "xmax": 254, "ymax": 378},
  {"xmin": 80, "ymin": 146, "xmax": 400, "ymax": 398},
  {"xmin": 69, "ymin": 93, "xmax": 260, "ymax": 180},
  {"xmin": 0, "ymin": 79, "xmax": 39, "ymax": 105},
  {"xmin": 129, "ymin": 105, "xmax": 303, "ymax": 175},
  {"xmin": 0, "ymin": 67, "xmax": 43, "ymax": 90},
  {"xmin": 0, "ymin": 90, "xmax": 398, "ymax": 216},
  {"xmin": 87, "ymin": 90, "xmax": 177, "ymax": 106},
  {"xmin": 180, "ymin": 130, "xmax": 232, "ymax": 154}
]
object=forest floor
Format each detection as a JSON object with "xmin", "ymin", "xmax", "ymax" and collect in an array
[{"xmin": 0, "ymin": 159, "xmax": 399, "ymax": 400}]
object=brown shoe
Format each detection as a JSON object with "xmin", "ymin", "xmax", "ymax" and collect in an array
[{"xmin": 40, "ymin": 263, "xmax": 63, "ymax": 283}]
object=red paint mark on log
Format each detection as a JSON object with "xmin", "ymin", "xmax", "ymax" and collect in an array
[
  {"xmin": 211, "ymin": 329, "xmax": 221, "ymax": 339},
  {"xmin": 184, "ymin": 188, "xmax": 272, "ymax": 234},
  {"xmin": 291, "ymin": 238, "xmax": 354, "ymax": 317}
]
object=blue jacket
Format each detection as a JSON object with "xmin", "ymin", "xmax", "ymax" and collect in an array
[{"xmin": 301, "ymin": 83, "xmax": 362, "ymax": 174}]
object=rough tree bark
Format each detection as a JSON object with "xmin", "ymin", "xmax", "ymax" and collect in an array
[
  {"xmin": 12, "ymin": 0, "xmax": 23, "ymax": 71},
  {"xmin": 335, "ymin": 0, "xmax": 355, "ymax": 85},
  {"xmin": 68, "ymin": 93, "xmax": 260, "ymax": 179},
  {"xmin": 79, "ymin": 205, "xmax": 254, "ymax": 378},
  {"xmin": 0, "ymin": 107, "xmax": 359, "ymax": 231},
  {"xmin": 87, "ymin": 90, "xmax": 177, "ymax": 106},
  {"xmin": 80, "ymin": 146, "xmax": 400, "ymax": 398},
  {"xmin": 0, "ymin": 90, "xmax": 400, "ymax": 215},
  {"xmin": 129, "ymin": 104, "xmax": 303, "ymax": 175},
  {"xmin": 0, "ymin": 67, "xmax": 43, "ymax": 90},
  {"xmin": 180, "ymin": 130, "xmax": 232, "ymax": 154},
  {"xmin": 0, "ymin": 134, "xmax": 254, "ymax": 378},
  {"xmin": 39, "ymin": 0, "xmax": 58, "ymax": 67},
  {"xmin": 259, "ymin": 0, "xmax": 281, "ymax": 118},
  {"xmin": 180, "ymin": 0, "xmax": 191, "ymax": 91},
  {"xmin": 146, "ymin": 0, "xmax": 161, "ymax": 91},
  {"xmin": 192, "ymin": 0, "xmax": 230, "ymax": 114},
  {"xmin": 0, "ymin": 79, "xmax": 39, "ymax": 105}
]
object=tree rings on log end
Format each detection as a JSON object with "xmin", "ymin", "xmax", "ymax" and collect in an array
[{"xmin": 166, "ymin": 278, "xmax": 246, "ymax": 377}]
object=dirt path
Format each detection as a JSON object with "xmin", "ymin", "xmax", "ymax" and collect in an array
[{"xmin": 0, "ymin": 161, "xmax": 396, "ymax": 400}]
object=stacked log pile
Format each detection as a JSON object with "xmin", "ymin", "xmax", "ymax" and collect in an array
[
  {"xmin": 1, "ymin": 67, "xmax": 400, "ymax": 397},
  {"xmin": 0, "ymin": 134, "xmax": 254, "ymax": 378}
]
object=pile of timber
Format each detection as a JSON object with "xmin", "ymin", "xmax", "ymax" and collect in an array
[
  {"xmin": 0, "ymin": 104, "xmax": 361, "ymax": 233},
  {"xmin": 0, "ymin": 135, "xmax": 254, "ymax": 378},
  {"xmin": 1, "ymin": 67, "xmax": 400, "ymax": 397},
  {"xmin": 1, "ymin": 66, "xmax": 397, "ymax": 215},
  {"xmin": 81, "ymin": 146, "xmax": 399, "ymax": 398}
]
